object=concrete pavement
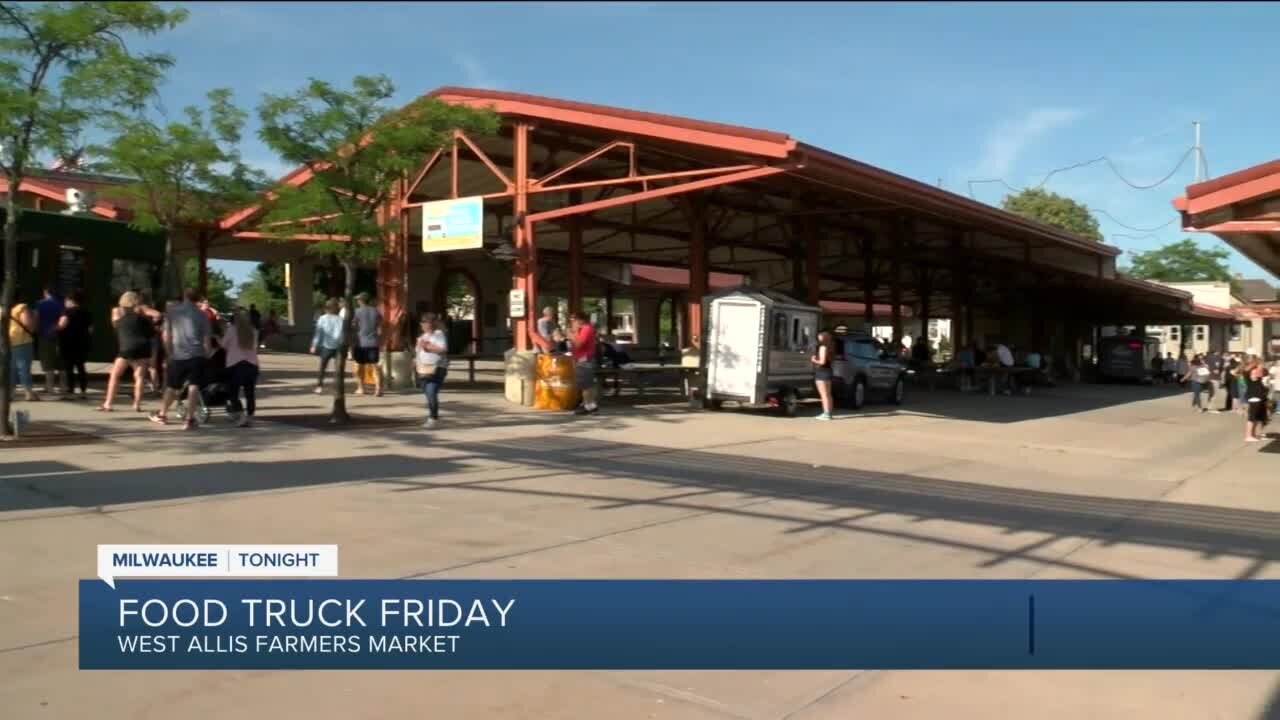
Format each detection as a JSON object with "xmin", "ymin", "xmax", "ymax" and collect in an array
[{"xmin": 1, "ymin": 353, "xmax": 1278, "ymax": 719}]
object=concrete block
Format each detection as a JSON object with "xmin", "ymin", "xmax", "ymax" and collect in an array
[{"xmin": 504, "ymin": 349, "xmax": 537, "ymax": 406}]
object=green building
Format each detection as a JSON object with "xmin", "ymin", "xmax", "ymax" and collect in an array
[{"xmin": 8, "ymin": 208, "xmax": 165, "ymax": 362}]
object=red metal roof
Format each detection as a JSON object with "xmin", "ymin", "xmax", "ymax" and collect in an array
[
  {"xmin": 820, "ymin": 300, "xmax": 913, "ymax": 318},
  {"xmin": 1190, "ymin": 303, "xmax": 1236, "ymax": 321},
  {"xmin": 1173, "ymin": 158, "xmax": 1280, "ymax": 215},
  {"xmin": 627, "ymin": 265, "xmax": 909, "ymax": 316},
  {"xmin": 1112, "ymin": 275, "xmax": 1194, "ymax": 301},
  {"xmin": 627, "ymin": 264, "xmax": 745, "ymax": 289},
  {"xmin": 227, "ymin": 86, "xmax": 1126, "ymax": 264},
  {"xmin": 1234, "ymin": 302, "xmax": 1280, "ymax": 319},
  {"xmin": 0, "ymin": 173, "xmax": 126, "ymax": 219},
  {"xmin": 423, "ymin": 87, "xmax": 1121, "ymax": 259},
  {"xmin": 427, "ymin": 87, "xmax": 793, "ymax": 148}
]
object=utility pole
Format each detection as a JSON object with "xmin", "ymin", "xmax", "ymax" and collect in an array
[{"xmin": 1193, "ymin": 121, "xmax": 1202, "ymax": 182}]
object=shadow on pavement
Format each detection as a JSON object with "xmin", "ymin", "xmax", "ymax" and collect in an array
[
  {"xmin": 7, "ymin": 426, "xmax": 1274, "ymax": 581},
  {"xmin": 0, "ymin": 454, "xmax": 463, "ymax": 512},
  {"xmin": 358, "ymin": 435, "xmax": 1280, "ymax": 579},
  {"xmin": 873, "ymin": 382, "xmax": 1191, "ymax": 424},
  {"xmin": 1258, "ymin": 680, "xmax": 1280, "ymax": 720}
]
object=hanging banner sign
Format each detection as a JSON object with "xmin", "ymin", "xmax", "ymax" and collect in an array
[{"xmin": 421, "ymin": 196, "xmax": 484, "ymax": 253}]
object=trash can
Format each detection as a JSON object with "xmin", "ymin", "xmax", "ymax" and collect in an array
[
  {"xmin": 504, "ymin": 349, "xmax": 537, "ymax": 406},
  {"xmin": 384, "ymin": 349, "xmax": 414, "ymax": 390},
  {"xmin": 534, "ymin": 353, "xmax": 577, "ymax": 410}
]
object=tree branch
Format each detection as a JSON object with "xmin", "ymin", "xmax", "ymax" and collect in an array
[{"xmin": 0, "ymin": 3, "xmax": 38, "ymax": 48}]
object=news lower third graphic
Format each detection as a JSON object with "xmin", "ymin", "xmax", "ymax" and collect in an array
[{"xmin": 81, "ymin": 545, "xmax": 1280, "ymax": 670}]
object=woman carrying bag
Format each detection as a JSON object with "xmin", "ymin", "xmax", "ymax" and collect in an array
[{"xmin": 415, "ymin": 313, "xmax": 449, "ymax": 430}]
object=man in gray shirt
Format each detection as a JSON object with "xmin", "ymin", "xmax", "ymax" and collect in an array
[
  {"xmin": 536, "ymin": 306, "xmax": 557, "ymax": 353},
  {"xmin": 352, "ymin": 292, "xmax": 383, "ymax": 396},
  {"xmin": 151, "ymin": 288, "xmax": 212, "ymax": 430}
]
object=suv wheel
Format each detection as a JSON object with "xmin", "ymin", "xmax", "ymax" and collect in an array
[
  {"xmin": 780, "ymin": 388, "xmax": 799, "ymax": 417},
  {"xmin": 848, "ymin": 377, "xmax": 866, "ymax": 410},
  {"xmin": 891, "ymin": 376, "xmax": 905, "ymax": 405}
]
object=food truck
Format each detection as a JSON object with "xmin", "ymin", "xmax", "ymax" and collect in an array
[
  {"xmin": 1097, "ymin": 334, "xmax": 1163, "ymax": 383},
  {"xmin": 700, "ymin": 286, "xmax": 821, "ymax": 416}
]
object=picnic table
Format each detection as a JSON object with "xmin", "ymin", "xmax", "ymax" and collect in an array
[
  {"xmin": 916, "ymin": 364, "xmax": 1047, "ymax": 395},
  {"xmin": 973, "ymin": 365, "xmax": 1042, "ymax": 396},
  {"xmin": 596, "ymin": 363, "xmax": 700, "ymax": 397}
]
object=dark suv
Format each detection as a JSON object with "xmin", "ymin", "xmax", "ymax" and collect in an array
[{"xmin": 830, "ymin": 332, "xmax": 907, "ymax": 409}]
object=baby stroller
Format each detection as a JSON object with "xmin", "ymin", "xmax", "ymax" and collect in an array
[{"xmin": 175, "ymin": 346, "xmax": 233, "ymax": 425}]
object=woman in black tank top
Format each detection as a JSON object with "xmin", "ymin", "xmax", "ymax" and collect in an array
[
  {"xmin": 1244, "ymin": 361, "xmax": 1268, "ymax": 442},
  {"xmin": 99, "ymin": 292, "xmax": 154, "ymax": 412},
  {"xmin": 811, "ymin": 330, "xmax": 835, "ymax": 420}
]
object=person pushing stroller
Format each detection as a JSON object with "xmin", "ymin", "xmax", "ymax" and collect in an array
[{"xmin": 149, "ymin": 289, "xmax": 212, "ymax": 431}]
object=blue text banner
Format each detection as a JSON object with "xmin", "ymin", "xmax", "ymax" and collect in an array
[{"xmin": 79, "ymin": 579, "xmax": 1280, "ymax": 670}]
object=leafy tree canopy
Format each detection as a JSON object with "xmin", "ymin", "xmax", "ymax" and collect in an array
[
  {"xmin": 253, "ymin": 75, "xmax": 499, "ymax": 422},
  {"xmin": 94, "ymin": 87, "xmax": 265, "ymax": 298},
  {"xmin": 1123, "ymin": 239, "xmax": 1232, "ymax": 283},
  {"xmin": 1001, "ymin": 188, "xmax": 1103, "ymax": 242},
  {"xmin": 96, "ymin": 87, "xmax": 265, "ymax": 231},
  {"xmin": 0, "ymin": 0, "xmax": 185, "ymax": 436},
  {"xmin": 236, "ymin": 263, "xmax": 289, "ymax": 319},
  {"xmin": 0, "ymin": 1, "xmax": 187, "ymax": 175},
  {"xmin": 256, "ymin": 75, "xmax": 500, "ymax": 266}
]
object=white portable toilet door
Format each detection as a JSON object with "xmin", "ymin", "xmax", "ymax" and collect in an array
[{"xmin": 708, "ymin": 300, "xmax": 762, "ymax": 399}]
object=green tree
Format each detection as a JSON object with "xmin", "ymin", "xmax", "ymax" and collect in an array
[
  {"xmin": 181, "ymin": 258, "xmax": 232, "ymax": 311},
  {"xmin": 255, "ymin": 261, "xmax": 286, "ymax": 297},
  {"xmin": 235, "ymin": 264, "xmax": 288, "ymax": 318},
  {"xmin": 1123, "ymin": 239, "xmax": 1233, "ymax": 283},
  {"xmin": 96, "ymin": 87, "xmax": 265, "ymax": 301},
  {"xmin": 1001, "ymin": 188, "xmax": 1103, "ymax": 242},
  {"xmin": 255, "ymin": 74, "xmax": 499, "ymax": 423},
  {"xmin": 0, "ymin": 1, "xmax": 186, "ymax": 437}
]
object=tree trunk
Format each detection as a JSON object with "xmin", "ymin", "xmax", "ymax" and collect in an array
[
  {"xmin": 161, "ymin": 230, "xmax": 181, "ymax": 303},
  {"xmin": 329, "ymin": 257, "xmax": 356, "ymax": 425},
  {"xmin": 0, "ymin": 185, "xmax": 17, "ymax": 438}
]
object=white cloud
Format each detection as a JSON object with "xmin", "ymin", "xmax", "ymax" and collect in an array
[
  {"xmin": 970, "ymin": 107, "xmax": 1086, "ymax": 179},
  {"xmin": 452, "ymin": 53, "xmax": 503, "ymax": 90}
]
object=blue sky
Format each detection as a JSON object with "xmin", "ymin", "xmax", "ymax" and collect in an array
[{"xmin": 134, "ymin": 1, "xmax": 1280, "ymax": 285}]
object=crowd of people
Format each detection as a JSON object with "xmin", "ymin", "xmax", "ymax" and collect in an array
[
  {"xmin": 950, "ymin": 340, "xmax": 1050, "ymax": 395},
  {"xmin": 308, "ymin": 293, "xmax": 452, "ymax": 428},
  {"xmin": 8, "ymin": 285, "xmax": 261, "ymax": 431},
  {"xmin": 1176, "ymin": 350, "xmax": 1278, "ymax": 442},
  {"xmin": 9, "ymin": 285, "xmax": 1279, "ymax": 439}
]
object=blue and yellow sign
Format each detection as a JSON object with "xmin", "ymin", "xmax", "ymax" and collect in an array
[{"xmin": 421, "ymin": 196, "xmax": 484, "ymax": 253}]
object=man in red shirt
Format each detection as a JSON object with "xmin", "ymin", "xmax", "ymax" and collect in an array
[{"xmin": 568, "ymin": 310, "xmax": 599, "ymax": 415}]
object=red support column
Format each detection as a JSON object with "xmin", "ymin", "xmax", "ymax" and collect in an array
[
  {"xmin": 512, "ymin": 122, "xmax": 532, "ymax": 352},
  {"xmin": 568, "ymin": 189, "xmax": 583, "ymax": 313},
  {"xmin": 686, "ymin": 197, "xmax": 708, "ymax": 349},
  {"xmin": 526, "ymin": 218, "xmax": 539, "ymax": 353},
  {"xmin": 377, "ymin": 178, "xmax": 408, "ymax": 350},
  {"xmin": 196, "ymin": 232, "xmax": 209, "ymax": 298}
]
